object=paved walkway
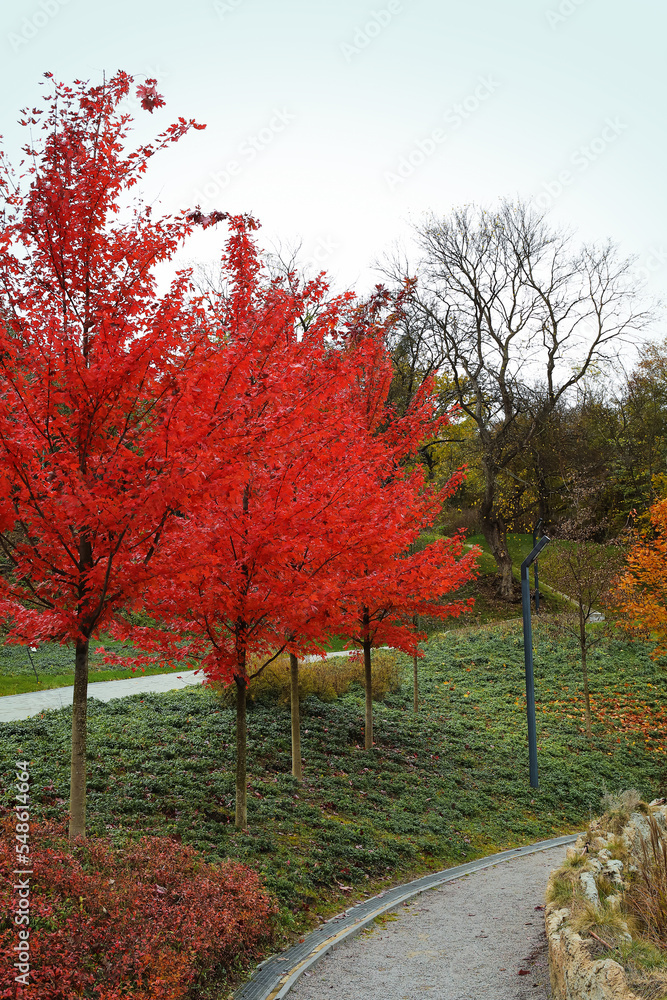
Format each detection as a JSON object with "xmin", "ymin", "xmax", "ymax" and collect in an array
[
  {"xmin": 0, "ymin": 649, "xmax": 374, "ymax": 723},
  {"xmin": 0, "ymin": 669, "xmax": 205, "ymax": 722},
  {"xmin": 285, "ymin": 844, "xmax": 566, "ymax": 1000},
  {"xmin": 234, "ymin": 838, "xmax": 573, "ymax": 1000}
]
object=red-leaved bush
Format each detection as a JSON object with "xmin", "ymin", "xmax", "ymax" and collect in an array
[{"xmin": 0, "ymin": 816, "xmax": 276, "ymax": 999}]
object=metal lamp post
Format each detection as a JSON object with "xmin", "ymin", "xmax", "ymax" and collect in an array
[
  {"xmin": 532, "ymin": 519, "xmax": 543, "ymax": 613},
  {"xmin": 521, "ymin": 533, "xmax": 550, "ymax": 788}
]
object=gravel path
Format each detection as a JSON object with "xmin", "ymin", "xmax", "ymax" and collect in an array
[{"xmin": 289, "ymin": 844, "xmax": 566, "ymax": 1000}]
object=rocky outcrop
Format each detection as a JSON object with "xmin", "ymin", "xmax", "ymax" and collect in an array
[
  {"xmin": 546, "ymin": 801, "xmax": 667, "ymax": 1000},
  {"xmin": 546, "ymin": 902, "xmax": 638, "ymax": 1000}
]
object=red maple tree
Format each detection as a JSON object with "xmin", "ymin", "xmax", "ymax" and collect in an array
[
  {"xmin": 0, "ymin": 72, "xmax": 221, "ymax": 839},
  {"xmin": 136, "ymin": 222, "xmax": 478, "ymax": 826},
  {"xmin": 322, "ymin": 320, "xmax": 480, "ymax": 748},
  {"xmin": 131, "ymin": 220, "xmax": 381, "ymax": 826}
]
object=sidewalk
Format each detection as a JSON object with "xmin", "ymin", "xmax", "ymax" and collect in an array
[
  {"xmin": 0, "ymin": 649, "xmax": 374, "ymax": 723},
  {"xmin": 0, "ymin": 669, "xmax": 205, "ymax": 723}
]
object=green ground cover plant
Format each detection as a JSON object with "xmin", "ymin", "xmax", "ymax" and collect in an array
[{"xmin": 2, "ymin": 620, "xmax": 667, "ymax": 959}]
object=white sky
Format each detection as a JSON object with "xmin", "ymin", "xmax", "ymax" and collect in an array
[{"xmin": 1, "ymin": 0, "xmax": 665, "ymax": 322}]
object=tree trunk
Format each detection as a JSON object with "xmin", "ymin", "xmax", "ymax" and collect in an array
[
  {"xmin": 480, "ymin": 517, "xmax": 514, "ymax": 602},
  {"xmin": 579, "ymin": 610, "xmax": 592, "ymax": 743},
  {"xmin": 235, "ymin": 675, "xmax": 248, "ymax": 829},
  {"xmin": 290, "ymin": 653, "xmax": 302, "ymax": 782},
  {"xmin": 69, "ymin": 637, "xmax": 89, "ymax": 841},
  {"xmin": 363, "ymin": 608, "xmax": 373, "ymax": 749},
  {"xmin": 480, "ymin": 464, "xmax": 515, "ymax": 601},
  {"xmin": 413, "ymin": 613, "xmax": 419, "ymax": 713}
]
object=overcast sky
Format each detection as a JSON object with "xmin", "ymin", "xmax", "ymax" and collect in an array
[{"xmin": 1, "ymin": 0, "xmax": 665, "ymax": 317}]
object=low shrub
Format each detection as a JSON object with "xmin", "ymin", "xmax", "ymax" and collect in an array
[
  {"xmin": 213, "ymin": 650, "xmax": 402, "ymax": 706},
  {"xmin": 0, "ymin": 815, "xmax": 276, "ymax": 999}
]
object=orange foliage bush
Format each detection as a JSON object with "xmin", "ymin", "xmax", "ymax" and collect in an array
[
  {"xmin": 615, "ymin": 498, "xmax": 667, "ymax": 657},
  {"xmin": 0, "ymin": 814, "xmax": 276, "ymax": 999}
]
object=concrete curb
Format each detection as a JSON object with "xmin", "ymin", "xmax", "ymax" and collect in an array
[{"xmin": 235, "ymin": 832, "xmax": 581, "ymax": 1000}]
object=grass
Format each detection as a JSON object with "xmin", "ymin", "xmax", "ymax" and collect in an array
[
  {"xmin": 0, "ymin": 638, "xmax": 195, "ymax": 697},
  {"xmin": 465, "ymin": 531, "xmax": 612, "ymax": 607},
  {"xmin": 432, "ymin": 531, "xmax": 573, "ymax": 630},
  {"xmin": 606, "ymin": 940, "xmax": 667, "ymax": 1000},
  {"xmin": 3, "ymin": 619, "xmax": 667, "ymax": 951}
]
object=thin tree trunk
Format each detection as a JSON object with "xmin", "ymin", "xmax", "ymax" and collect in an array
[
  {"xmin": 363, "ymin": 607, "xmax": 373, "ymax": 749},
  {"xmin": 290, "ymin": 653, "xmax": 302, "ymax": 782},
  {"xmin": 69, "ymin": 637, "xmax": 89, "ymax": 841},
  {"xmin": 236, "ymin": 491, "xmax": 250, "ymax": 829},
  {"xmin": 579, "ymin": 610, "xmax": 592, "ymax": 742},
  {"xmin": 413, "ymin": 612, "xmax": 419, "ymax": 713},
  {"xmin": 235, "ymin": 674, "xmax": 248, "ymax": 829}
]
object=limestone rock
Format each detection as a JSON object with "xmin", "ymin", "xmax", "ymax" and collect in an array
[
  {"xmin": 604, "ymin": 859, "xmax": 624, "ymax": 886},
  {"xmin": 580, "ymin": 869, "xmax": 600, "ymax": 906},
  {"xmin": 546, "ymin": 901, "xmax": 640, "ymax": 1000}
]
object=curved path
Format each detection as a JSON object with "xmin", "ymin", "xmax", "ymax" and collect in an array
[
  {"xmin": 1, "ymin": 663, "xmax": 575, "ymax": 999},
  {"xmin": 236, "ymin": 835, "xmax": 577, "ymax": 1000}
]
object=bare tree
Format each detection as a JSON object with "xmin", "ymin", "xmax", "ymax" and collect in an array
[
  {"xmin": 540, "ymin": 532, "xmax": 626, "ymax": 742},
  {"xmin": 383, "ymin": 201, "xmax": 651, "ymax": 599}
]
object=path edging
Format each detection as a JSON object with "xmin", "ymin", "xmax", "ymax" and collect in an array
[{"xmin": 235, "ymin": 832, "xmax": 581, "ymax": 1000}]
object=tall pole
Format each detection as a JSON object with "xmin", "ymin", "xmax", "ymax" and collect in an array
[
  {"xmin": 521, "ymin": 534, "xmax": 550, "ymax": 788},
  {"xmin": 532, "ymin": 519, "xmax": 543, "ymax": 614}
]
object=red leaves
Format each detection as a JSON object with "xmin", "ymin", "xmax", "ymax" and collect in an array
[
  {"xmin": 129, "ymin": 216, "xmax": 478, "ymax": 685},
  {"xmin": 0, "ymin": 71, "xmax": 216, "ymax": 650},
  {"xmin": 0, "ymin": 814, "xmax": 276, "ymax": 999},
  {"xmin": 136, "ymin": 78, "xmax": 166, "ymax": 113}
]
